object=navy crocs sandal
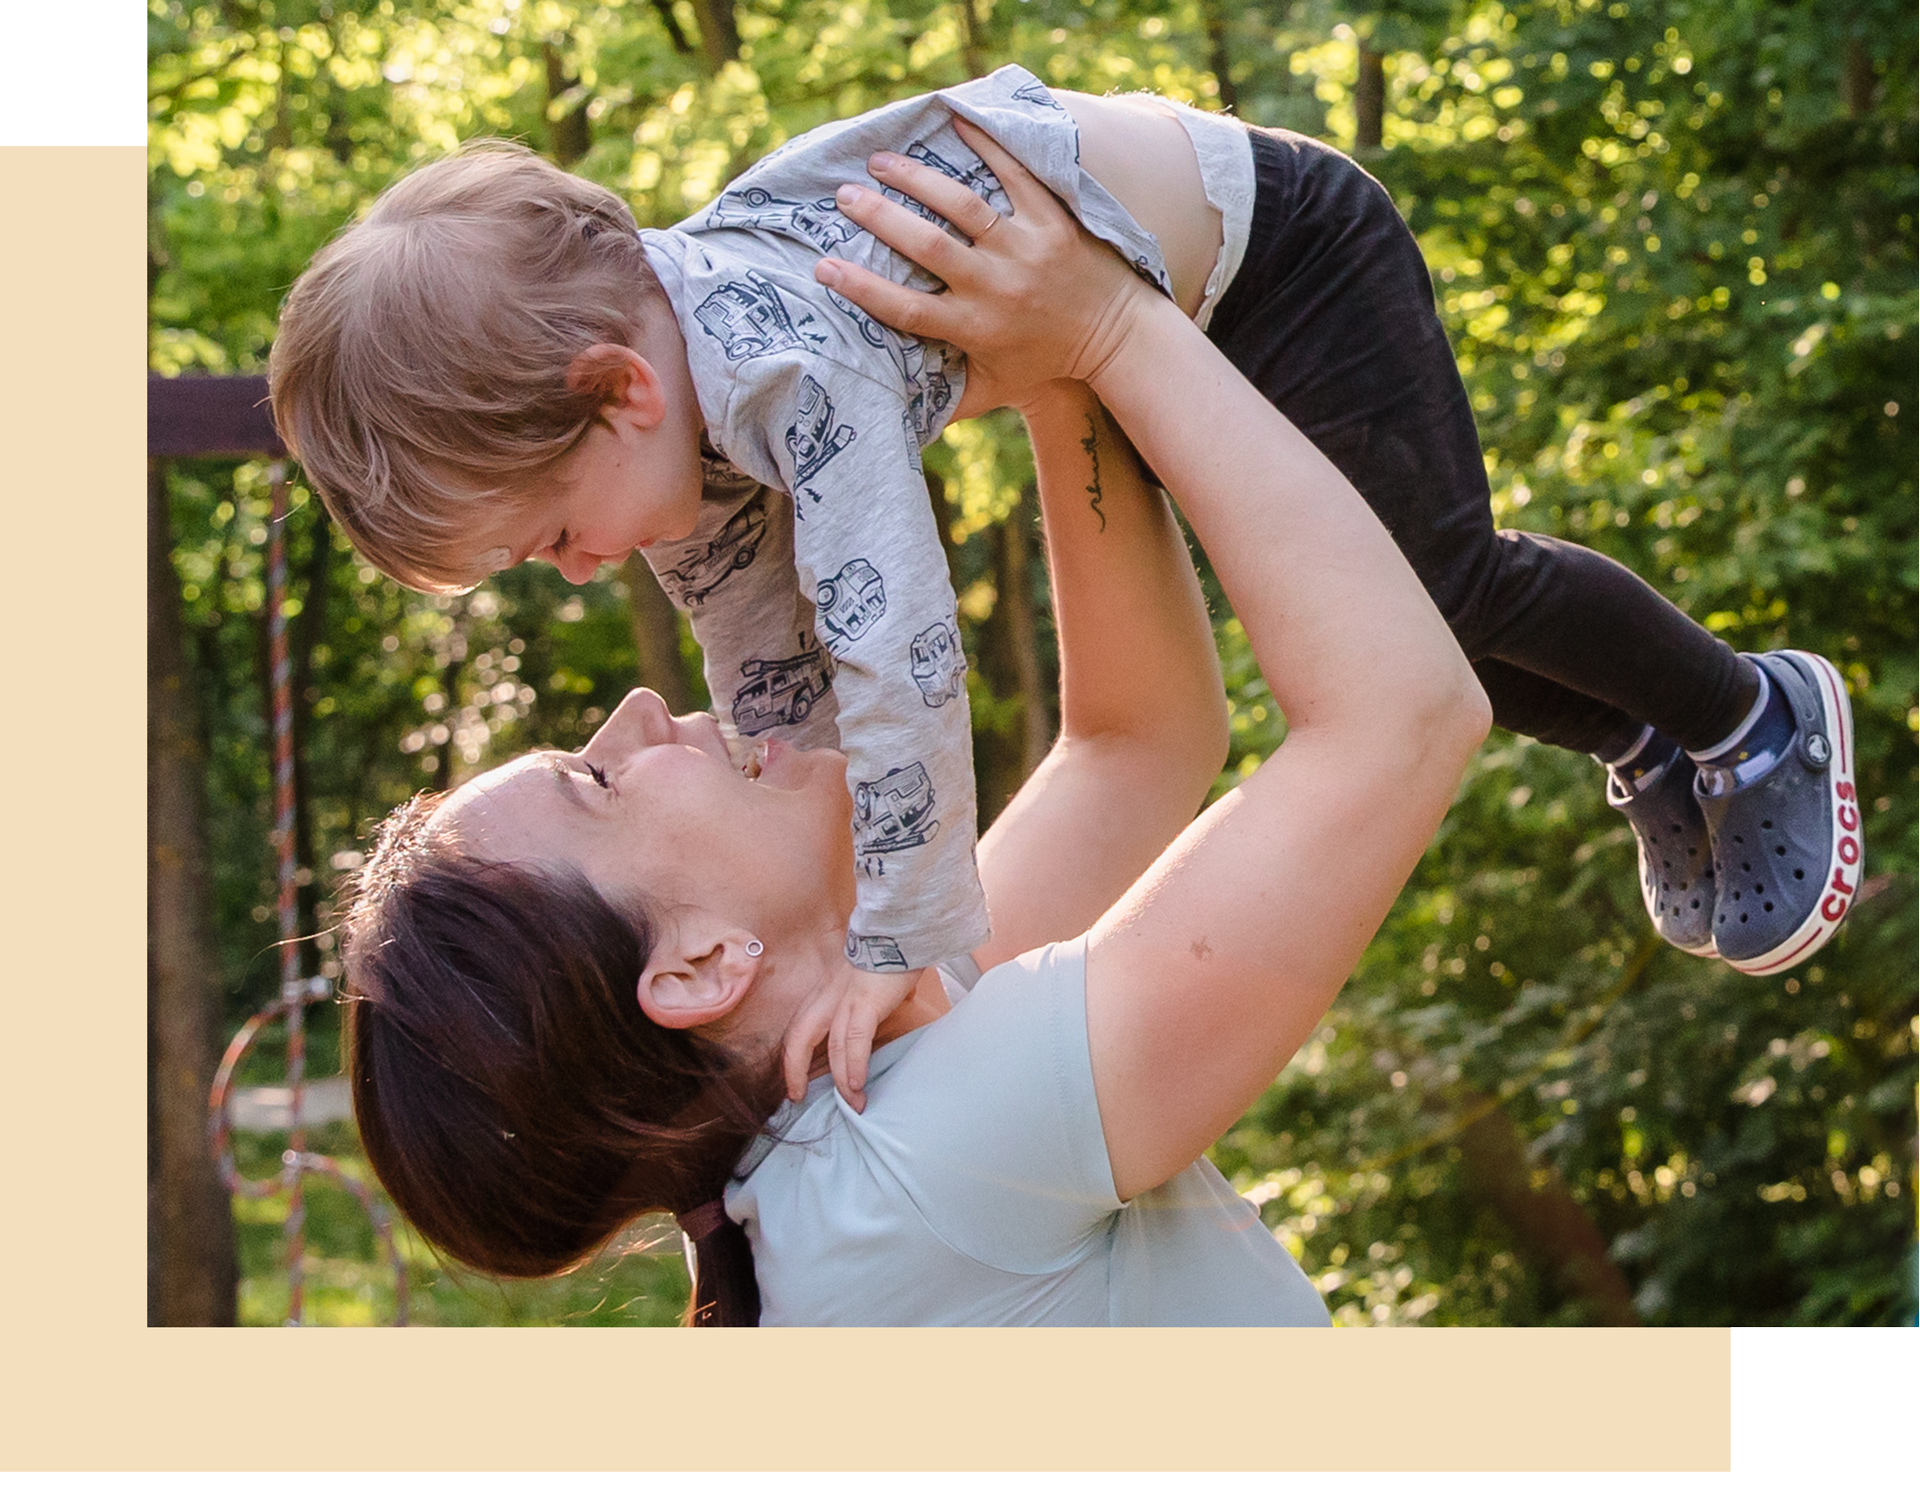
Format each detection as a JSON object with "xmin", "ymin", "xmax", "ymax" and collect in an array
[
  {"xmin": 1695, "ymin": 651, "xmax": 1863, "ymax": 974},
  {"xmin": 1606, "ymin": 733, "xmax": 1718, "ymax": 957}
]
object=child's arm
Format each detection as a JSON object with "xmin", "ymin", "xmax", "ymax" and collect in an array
[{"xmin": 722, "ymin": 348, "xmax": 989, "ymax": 1107}]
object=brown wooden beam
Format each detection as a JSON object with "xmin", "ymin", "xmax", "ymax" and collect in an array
[{"xmin": 149, "ymin": 374, "xmax": 285, "ymax": 458}]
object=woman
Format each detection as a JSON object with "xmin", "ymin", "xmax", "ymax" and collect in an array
[{"xmin": 342, "ymin": 137, "xmax": 1489, "ymax": 1324}]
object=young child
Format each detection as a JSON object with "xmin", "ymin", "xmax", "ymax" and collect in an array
[{"xmin": 271, "ymin": 65, "xmax": 1859, "ymax": 1071}]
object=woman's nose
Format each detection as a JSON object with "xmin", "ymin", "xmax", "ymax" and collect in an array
[{"xmin": 580, "ymin": 688, "xmax": 673, "ymax": 761}]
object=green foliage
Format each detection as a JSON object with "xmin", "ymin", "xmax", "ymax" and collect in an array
[{"xmin": 153, "ymin": 0, "xmax": 1914, "ymax": 1324}]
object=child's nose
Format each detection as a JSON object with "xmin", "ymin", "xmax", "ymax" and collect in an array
[{"xmin": 555, "ymin": 550, "xmax": 601, "ymax": 584}]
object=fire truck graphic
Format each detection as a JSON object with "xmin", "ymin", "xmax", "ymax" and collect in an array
[
  {"xmin": 845, "ymin": 930, "xmax": 909, "ymax": 973},
  {"xmin": 854, "ymin": 762, "xmax": 939, "ymax": 856},
  {"xmin": 816, "ymin": 558, "xmax": 887, "ymax": 649},
  {"xmin": 706, "ymin": 186, "xmax": 864, "ymax": 252},
  {"xmin": 909, "ymin": 621, "xmax": 966, "ymax": 707},
  {"xmin": 786, "ymin": 375, "xmax": 857, "ymax": 486},
  {"xmin": 694, "ymin": 271, "xmax": 819, "ymax": 361},
  {"xmin": 730, "ymin": 645, "xmax": 834, "ymax": 735},
  {"xmin": 662, "ymin": 497, "xmax": 768, "ymax": 608}
]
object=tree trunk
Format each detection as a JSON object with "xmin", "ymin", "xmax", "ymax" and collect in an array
[
  {"xmin": 691, "ymin": 0, "xmax": 740, "ymax": 73},
  {"xmin": 623, "ymin": 553, "xmax": 696, "ymax": 713},
  {"xmin": 973, "ymin": 489, "xmax": 1051, "ymax": 823},
  {"xmin": 958, "ymin": 0, "xmax": 986, "ymax": 80},
  {"xmin": 543, "ymin": 37, "xmax": 592, "ymax": 167},
  {"xmin": 148, "ymin": 459, "xmax": 240, "ymax": 1327},
  {"xmin": 648, "ymin": 0, "xmax": 696, "ymax": 55},
  {"xmin": 1843, "ymin": 38, "xmax": 1875, "ymax": 116},
  {"xmin": 1202, "ymin": 0, "xmax": 1238, "ymax": 114},
  {"xmin": 1456, "ymin": 1105, "xmax": 1641, "ymax": 1325},
  {"xmin": 432, "ymin": 604, "xmax": 467, "ymax": 791},
  {"xmin": 1355, "ymin": 46, "xmax": 1386, "ymax": 155}
]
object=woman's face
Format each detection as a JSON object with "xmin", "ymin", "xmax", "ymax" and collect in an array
[{"xmin": 436, "ymin": 689, "xmax": 855, "ymax": 930}]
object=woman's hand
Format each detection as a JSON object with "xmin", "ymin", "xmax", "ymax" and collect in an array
[{"xmin": 816, "ymin": 119, "xmax": 1153, "ymax": 417}]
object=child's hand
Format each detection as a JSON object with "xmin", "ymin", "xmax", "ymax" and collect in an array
[
  {"xmin": 816, "ymin": 118, "xmax": 1151, "ymax": 416},
  {"xmin": 781, "ymin": 966, "xmax": 918, "ymax": 1113}
]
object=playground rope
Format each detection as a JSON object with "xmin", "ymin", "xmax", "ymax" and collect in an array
[{"xmin": 205, "ymin": 461, "xmax": 409, "ymax": 1325}]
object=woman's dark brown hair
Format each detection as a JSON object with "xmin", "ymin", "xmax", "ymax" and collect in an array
[{"xmin": 341, "ymin": 794, "xmax": 778, "ymax": 1324}]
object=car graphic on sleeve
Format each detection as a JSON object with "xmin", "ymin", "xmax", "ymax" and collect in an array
[
  {"xmin": 815, "ymin": 558, "xmax": 887, "ymax": 649},
  {"xmin": 663, "ymin": 498, "xmax": 769, "ymax": 608},
  {"xmin": 786, "ymin": 374, "xmax": 858, "ymax": 486},
  {"xmin": 909, "ymin": 621, "xmax": 966, "ymax": 707},
  {"xmin": 854, "ymin": 763, "xmax": 940, "ymax": 856},
  {"xmin": 730, "ymin": 646, "xmax": 835, "ymax": 735},
  {"xmin": 845, "ymin": 930, "xmax": 910, "ymax": 972},
  {"xmin": 693, "ymin": 272, "xmax": 806, "ymax": 361},
  {"xmin": 706, "ymin": 187, "xmax": 864, "ymax": 252}
]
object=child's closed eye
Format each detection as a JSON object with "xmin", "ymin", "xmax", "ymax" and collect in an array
[{"xmin": 550, "ymin": 528, "xmax": 573, "ymax": 555}]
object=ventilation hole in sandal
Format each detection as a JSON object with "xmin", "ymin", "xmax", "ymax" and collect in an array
[
  {"xmin": 1739, "ymin": 912, "xmax": 1749, "ymax": 923},
  {"xmin": 1764, "ymin": 901, "xmax": 1774, "ymax": 912},
  {"xmin": 1687, "ymin": 846, "xmax": 1699, "ymax": 857},
  {"xmin": 1775, "ymin": 845, "xmax": 1787, "ymax": 856},
  {"xmin": 1761, "ymin": 818, "xmax": 1773, "ymax": 829},
  {"xmin": 1690, "ymin": 899, "xmax": 1701, "ymax": 910},
  {"xmin": 1733, "ymin": 833, "xmax": 1745, "ymax": 843},
  {"xmin": 1793, "ymin": 869, "xmax": 1805, "ymax": 880},
  {"xmin": 1731, "ymin": 891, "xmax": 1741, "ymax": 901}
]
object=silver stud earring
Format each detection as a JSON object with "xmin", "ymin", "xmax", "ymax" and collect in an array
[{"xmin": 744, "ymin": 939, "xmax": 764, "ymax": 958}]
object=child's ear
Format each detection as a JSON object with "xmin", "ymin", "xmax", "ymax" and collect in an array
[{"xmin": 565, "ymin": 343, "xmax": 667, "ymax": 427}]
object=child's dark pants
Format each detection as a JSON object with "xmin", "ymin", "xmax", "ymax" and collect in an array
[{"xmin": 1204, "ymin": 126, "xmax": 1750, "ymax": 757}]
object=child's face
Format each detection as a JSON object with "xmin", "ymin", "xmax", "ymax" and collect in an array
[
  {"xmin": 515, "ymin": 420, "xmax": 705, "ymax": 584},
  {"xmin": 476, "ymin": 348, "xmax": 706, "ymax": 585}
]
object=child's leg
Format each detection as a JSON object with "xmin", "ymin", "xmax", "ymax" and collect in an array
[{"xmin": 1204, "ymin": 126, "xmax": 1756, "ymax": 755}]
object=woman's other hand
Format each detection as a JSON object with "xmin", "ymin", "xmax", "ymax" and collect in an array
[{"xmin": 816, "ymin": 118, "xmax": 1152, "ymax": 417}]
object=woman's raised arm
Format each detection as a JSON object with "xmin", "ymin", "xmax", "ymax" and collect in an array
[
  {"xmin": 824, "ymin": 126, "xmax": 1489, "ymax": 1199},
  {"xmin": 967, "ymin": 381, "xmax": 1227, "ymax": 971}
]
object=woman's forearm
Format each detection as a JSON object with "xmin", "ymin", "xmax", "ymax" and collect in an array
[
  {"xmin": 965, "ymin": 383, "xmax": 1228, "ymax": 968},
  {"xmin": 1020, "ymin": 383, "xmax": 1225, "ymax": 766}
]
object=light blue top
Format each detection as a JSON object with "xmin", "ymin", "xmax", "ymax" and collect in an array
[{"xmin": 725, "ymin": 936, "xmax": 1331, "ymax": 1326}]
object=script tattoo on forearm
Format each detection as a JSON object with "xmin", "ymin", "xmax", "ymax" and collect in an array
[{"xmin": 1080, "ymin": 413, "xmax": 1106, "ymax": 533}]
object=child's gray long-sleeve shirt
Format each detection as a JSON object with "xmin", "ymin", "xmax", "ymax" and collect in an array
[{"xmin": 636, "ymin": 66, "xmax": 1179, "ymax": 973}]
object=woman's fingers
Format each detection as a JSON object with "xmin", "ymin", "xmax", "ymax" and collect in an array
[
  {"xmin": 833, "ymin": 180, "xmax": 972, "ymax": 279},
  {"xmin": 815, "ymin": 256, "xmax": 960, "ymax": 342},
  {"xmin": 948, "ymin": 116, "xmax": 1055, "ymax": 222}
]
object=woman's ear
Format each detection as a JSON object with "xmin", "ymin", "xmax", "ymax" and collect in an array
[
  {"xmin": 565, "ymin": 343, "xmax": 668, "ymax": 430},
  {"xmin": 636, "ymin": 915, "xmax": 763, "ymax": 1030}
]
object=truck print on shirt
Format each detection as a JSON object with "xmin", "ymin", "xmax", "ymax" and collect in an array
[
  {"xmin": 844, "ymin": 930, "xmax": 910, "ymax": 973},
  {"xmin": 705, "ymin": 186, "xmax": 865, "ymax": 253},
  {"xmin": 786, "ymin": 374, "xmax": 858, "ymax": 491},
  {"xmin": 663, "ymin": 495, "xmax": 769, "ymax": 608},
  {"xmin": 854, "ymin": 761, "xmax": 940, "ymax": 859},
  {"xmin": 731, "ymin": 643, "xmax": 835, "ymax": 735},
  {"xmin": 816, "ymin": 558, "xmax": 887, "ymax": 650},
  {"xmin": 910, "ymin": 621, "xmax": 966, "ymax": 707},
  {"xmin": 694, "ymin": 271, "xmax": 827, "ymax": 361}
]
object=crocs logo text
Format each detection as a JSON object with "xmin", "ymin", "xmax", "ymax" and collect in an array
[{"xmin": 1821, "ymin": 782, "xmax": 1863, "ymax": 923}]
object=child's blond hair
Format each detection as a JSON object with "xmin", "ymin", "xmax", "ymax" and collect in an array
[{"xmin": 269, "ymin": 140, "xmax": 664, "ymax": 591}]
